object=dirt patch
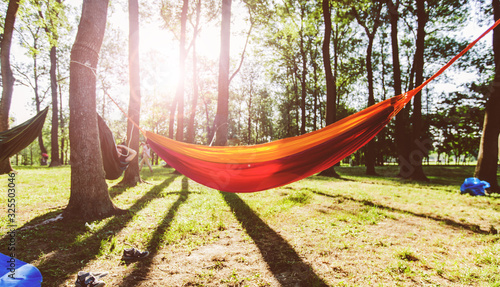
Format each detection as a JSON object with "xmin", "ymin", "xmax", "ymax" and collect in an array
[{"xmin": 63, "ymin": 224, "xmax": 275, "ymax": 286}]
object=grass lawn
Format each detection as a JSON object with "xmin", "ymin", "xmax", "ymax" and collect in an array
[{"xmin": 1, "ymin": 165, "xmax": 500, "ymax": 286}]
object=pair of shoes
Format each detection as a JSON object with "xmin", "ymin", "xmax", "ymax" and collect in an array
[
  {"xmin": 75, "ymin": 271, "xmax": 108, "ymax": 287},
  {"xmin": 122, "ymin": 247, "xmax": 149, "ymax": 261}
]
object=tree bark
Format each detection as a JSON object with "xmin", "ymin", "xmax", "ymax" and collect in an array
[
  {"xmin": 187, "ymin": 0, "xmax": 201, "ymax": 144},
  {"xmin": 364, "ymin": 33, "xmax": 377, "ymax": 175},
  {"xmin": 318, "ymin": 0, "xmax": 339, "ymax": 178},
  {"xmin": 311, "ymin": 47, "xmax": 319, "ymax": 130},
  {"xmin": 0, "ymin": 0, "xmax": 20, "ymax": 174},
  {"xmin": 386, "ymin": 0, "xmax": 410, "ymax": 177},
  {"xmin": 64, "ymin": 0, "xmax": 123, "ymax": 221},
  {"xmin": 299, "ymin": 5, "xmax": 307, "ymax": 136},
  {"xmin": 474, "ymin": 0, "xmax": 500, "ymax": 193},
  {"xmin": 120, "ymin": 0, "xmax": 143, "ymax": 186},
  {"xmin": 31, "ymin": 35, "xmax": 49, "ymax": 159},
  {"xmin": 247, "ymin": 90, "xmax": 253, "ymax": 144},
  {"xmin": 169, "ymin": 0, "xmax": 189, "ymax": 141},
  {"xmin": 352, "ymin": 4, "xmax": 382, "ymax": 176},
  {"xmin": 408, "ymin": 0, "xmax": 429, "ymax": 181},
  {"xmin": 59, "ymin": 65, "xmax": 66, "ymax": 164},
  {"xmin": 214, "ymin": 0, "xmax": 232, "ymax": 146},
  {"xmin": 39, "ymin": 0, "xmax": 62, "ymax": 167},
  {"xmin": 49, "ymin": 45, "xmax": 61, "ymax": 166},
  {"xmin": 176, "ymin": 0, "xmax": 188, "ymax": 142}
]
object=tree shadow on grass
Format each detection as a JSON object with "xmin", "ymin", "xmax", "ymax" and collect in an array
[
  {"xmin": 108, "ymin": 184, "xmax": 130, "ymax": 199},
  {"xmin": 309, "ymin": 175, "xmax": 354, "ymax": 182},
  {"xmin": 138, "ymin": 166, "xmax": 176, "ymax": 181},
  {"xmin": 109, "ymin": 166, "xmax": 176, "ymax": 197},
  {"xmin": 311, "ymin": 172, "xmax": 500, "ymax": 198},
  {"xmin": 311, "ymin": 190, "xmax": 496, "ymax": 235},
  {"xmin": 13, "ymin": 209, "xmax": 64, "ymax": 231},
  {"xmin": 2, "ymin": 175, "xmax": 159, "ymax": 234},
  {"xmin": 117, "ymin": 177, "xmax": 190, "ymax": 287},
  {"xmin": 138, "ymin": 170, "xmax": 156, "ymax": 181},
  {"xmin": 2, "ymin": 174, "xmax": 180, "ymax": 287},
  {"xmin": 221, "ymin": 192, "xmax": 329, "ymax": 287}
]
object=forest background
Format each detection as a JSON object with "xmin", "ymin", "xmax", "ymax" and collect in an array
[{"xmin": 1, "ymin": 0, "xmax": 495, "ymax": 175}]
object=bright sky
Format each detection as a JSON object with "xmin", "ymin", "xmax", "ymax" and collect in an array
[
  {"xmin": 7, "ymin": 0, "xmax": 493, "ymax": 125},
  {"xmin": 9, "ymin": 0, "xmax": 250, "ymax": 125}
]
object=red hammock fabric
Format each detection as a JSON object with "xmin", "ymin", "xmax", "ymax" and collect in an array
[
  {"xmin": 145, "ymin": 19, "xmax": 500, "ymax": 193},
  {"xmin": 146, "ymin": 93, "xmax": 412, "ymax": 192}
]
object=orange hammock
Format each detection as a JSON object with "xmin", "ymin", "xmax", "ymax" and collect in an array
[{"xmin": 143, "ymin": 19, "xmax": 500, "ymax": 193}]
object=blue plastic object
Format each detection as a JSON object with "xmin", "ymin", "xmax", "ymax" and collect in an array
[
  {"xmin": 460, "ymin": 177, "xmax": 490, "ymax": 196},
  {"xmin": 0, "ymin": 253, "xmax": 43, "ymax": 286}
]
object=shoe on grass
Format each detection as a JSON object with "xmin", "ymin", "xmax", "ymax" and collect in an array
[
  {"xmin": 75, "ymin": 271, "xmax": 108, "ymax": 287},
  {"xmin": 75, "ymin": 271, "xmax": 90, "ymax": 287},
  {"xmin": 84, "ymin": 275, "xmax": 106, "ymax": 287},
  {"xmin": 122, "ymin": 247, "xmax": 149, "ymax": 260}
]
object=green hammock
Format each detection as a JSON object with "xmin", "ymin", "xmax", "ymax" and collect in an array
[
  {"xmin": 98, "ymin": 114, "xmax": 134, "ymax": 180},
  {"xmin": 0, "ymin": 107, "xmax": 49, "ymax": 162}
]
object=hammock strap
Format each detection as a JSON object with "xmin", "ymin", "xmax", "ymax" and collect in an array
[
  {"xmin": 117, "ymin": 124, "xmax": 135, "ymax": 157},
  {"xmin": 71, "ymin": 60, "xmax": 144, "ymax": 136},
  {"xmin": 415, "ymin": 18, "xmax": 500, "ymax": 94}
]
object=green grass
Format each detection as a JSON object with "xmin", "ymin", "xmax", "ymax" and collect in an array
[{"xmin": 1, "ymin": 164, "xmax": 499, "ymax": 286}]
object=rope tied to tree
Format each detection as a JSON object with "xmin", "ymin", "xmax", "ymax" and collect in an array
[{"xmin": 69, "ymin": 59, "xmax": 144, "ymax": 139}]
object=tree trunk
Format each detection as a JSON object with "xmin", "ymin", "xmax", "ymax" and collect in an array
[
  {"xmin": 300, "ymin": 44, "xmax": 307, "ymax": 135},
  {"xmin": 318, "ymin": 0, "xmax": 339, "ymax": 178},
  {"xmin": 352, "ymin": 4, "xmax": 382, "ymax": 176},
  {"xmin": 294, "ymin": 69, "xmax": 300, "ymax": 136},
  {"xmin": 39, "ymin": 0, "xmax": 62, "ymax": 167},
  {"xmin": 33, "ymin": 41, "xmax": 48, "ymax": 159},
  {"xmin": 408, "ymin": 0, "xmax": 429, "ymax": 181},
  {"xmin": 334, "ymin": 25, "xmax": 340, "ymax": 111},
  {"xmin": 169, "ymin": 0, "xmax": 189, "ymax": 141},
  {"xmin": 120, "ymin": 0, "xmax": 143, "ymax": 186},
  {"xmin": 299, "ymin": 6, "xmax": 307, "ymax": 135},
  {"xmin": 365, "ymin": 34, "xmax": 377, "ymax": 175},
  {"xmin": 187, "ymin": 0, "xmax": 201, "ymax": 144},
  {"xmin": 214, "ymin": 0, "xmax": 231, "ymax": 146},
  {"xmin": 247, "ymin": 91, "xmax": 253, "ymax": 144},
  {"xmin": 59, "ymin": 66, "xmax": 66, "ymax": 164},
  {"xmin": 387, "ymin": 0, "xmax": 411, "ymax": 177},
  {"xmin": 474, "ymin": 0, "xmax": 500, "ymax": 193},
  {"xmin": 203, "ymin": 96, "xmax": 213, "ymax": 144},
  {"xmin": 64, "ymin": 0, "xmax": 122, "ymax": 221},
  {"xmin": 168, "ymin": 97, "xmax": 178, "ymax": 139},
  {"xmin": 49, "ymin": 45, "xmax": 61, "ymax": 166},
  {"xmin": 176, "ymin": 0, "xmax": 188, "ymax": 142},
  {"xmin": 311, "ymin": 48, "xmax": 318, "ymax": 131},
  {"xmin": 0, "ymin": 0, "xmax": 20, "ymax": 174}
]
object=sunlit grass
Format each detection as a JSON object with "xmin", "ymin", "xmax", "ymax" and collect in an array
[{"xmin": 0, "ymin": 164, "xmax": 499, "ymax": 286}]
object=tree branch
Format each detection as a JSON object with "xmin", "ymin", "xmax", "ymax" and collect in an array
[{"xmin": 229, "ymin": 7, "xmax": 254, "ymax": 84}]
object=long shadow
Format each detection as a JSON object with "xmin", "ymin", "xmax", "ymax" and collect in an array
[
  {"xmin": 7, "ymin": 172, "xmax": 169, "ymax": 234},
  {"xmin": 108, "ymin": 184, "xmax": 130, "ymax": 199},
  {"xmin": 108, "ymin": 167, "xmax": 176, "ymax": 197},
  {"xmin": 311, "ymin": 172, "xmax": 500, "ymax": 201},
  {"xmin": 312, "ymin": 190, "xmax": 495, "ymax": 235},
  {"xmin": 306, "ymin": 175, "xmax": 355, "ymax": 183},
  {"xmin": 9, "ymin": 209, "xmax": 64, "ymax": 232},
  {"xmin": 25, "ymin": 174, "xmax": 180, "ymax": 286},
  {"xmin": 221, "ymin": 192, "xmax": 329, "ymax": 287},
  {"xmin": 118, "ymin": 177, "xmax": 190, "ymax": 287}
]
